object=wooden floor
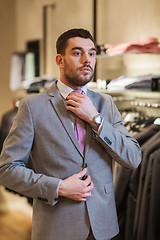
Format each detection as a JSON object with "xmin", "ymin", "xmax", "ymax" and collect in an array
[{"xmin": 0, "ymin": 186, "xmax": 32, "ymax": 240}]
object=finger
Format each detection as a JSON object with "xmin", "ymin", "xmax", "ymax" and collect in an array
[
  {"xmin": 77, "ymin": 191, "xmax": 92, "ymax": 201},
  {"xmin": 66, "ymin": 99, "xmax": 77, "ymax": 107},
  {"xmin": 85, "ymin": 191, "xmax": 92, "ymax": 197},
  {"xmin": 84, "ymin": 174, "xmax": 92, "ymax": 186},
  {"xmin": 67, "ymin": 99, "xmax": 81, "ymax": 107},
  {"xmin": 76, "ymin": 168, "xmax": 87, "ymax": 178},
  {"xmin": 66, "ymin": 105, "xmax": 77, "ymax": 114},
  {"xmin": 79, "ymin": 198, "xmax": 87, "ymax": 202},
  {"xmin": 67, "ymin": 93, "xmax": 80, "ymax": 101},
  {"xmin": 67, "ymin": 93, "xmax": 85, "ymax": 102},
  {"xmin": 69, "ymin": 195, "xmax": 87, "ymax": 202},
  {"xmin": 82, "ymin": 190, "xmax": 92, "ymax": 198},
  {"xmin": 68, "ymin": 92, "xmax": 84, "ymax": 98},
  {"xmin": 86, "ymin": 181, "xmax": 94, "ymax": 191}
]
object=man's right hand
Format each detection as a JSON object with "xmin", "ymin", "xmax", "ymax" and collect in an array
[{"xmin": 58, "ymin": 168, "xmax": 94, "ymax": 202}]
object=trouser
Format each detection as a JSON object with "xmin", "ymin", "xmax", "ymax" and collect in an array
[
  {"xmin": 86, "ymin": 228, "xmax": 111, "ymax": 240},
  {"xmin": 86, "ymin": 229, "xmax": 96, "ymax": 240}
]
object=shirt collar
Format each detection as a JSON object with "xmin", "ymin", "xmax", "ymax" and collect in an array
[{"xmin": 57, "ymin": 80, "xmax": 87, "ymax": 99}]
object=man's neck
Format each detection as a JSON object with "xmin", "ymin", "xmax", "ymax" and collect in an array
[{"xmin": 57, "ymin": 80, "xmax": 87, "ymax": 99}]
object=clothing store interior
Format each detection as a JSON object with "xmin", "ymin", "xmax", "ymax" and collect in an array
[{"xmin": 0, "ymin": 0, "xmax": 160, "ymax": 239}]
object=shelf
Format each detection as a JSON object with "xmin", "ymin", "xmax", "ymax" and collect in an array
[
  {"xmin": 96, "ymin": 53, "xmax": 160, "ymax": 80},
  {"xmin": 88, "ymin": 88, "xmax": 160, "ymax": 99},
  {"xmin": 96, "ymin": 53, "xmax": 160, "ymax": 58},
  {"xmin": 104, "ymin": 90, "xmax": 160, "ymax": 99}
]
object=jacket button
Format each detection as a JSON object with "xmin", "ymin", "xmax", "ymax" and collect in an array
[
  {"xmin": 104, "ymin": 137, "xmax": 112, "ymax": 145},
  {"xmin": 37, "ymin": 197, "xmax": 48, "ymax": 202}
]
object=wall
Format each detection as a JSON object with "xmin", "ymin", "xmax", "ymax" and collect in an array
[
  {"xmin": 14, "ymin": 0, "xmax": 93, "ymax": 78},
  {"xmin": 0, "ymin": 0, "xmax": 16, "ymax": 120},
  {"xmin": 0, "ymin": 0, "xmax": 93, "ymax": 119},
  {"xmin": 96, "ymin": 0, "xmax": 160, "ymax": 80},
  {"xmin": 97, "ymin": 0, "xmax": 160, "ymax": 44},
  {"xmin": 1, "ymin": 0, "xmax": 160, "ymax": 119}
]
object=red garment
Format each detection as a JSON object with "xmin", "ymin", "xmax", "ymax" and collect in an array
[{"xmin": 105, "ymin": 37, "xmax": 160, "ymax": 55}]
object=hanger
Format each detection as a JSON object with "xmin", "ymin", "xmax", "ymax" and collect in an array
[{"xmin": 154, "ymin": 118, "xmax": 160, "ymax": 125}]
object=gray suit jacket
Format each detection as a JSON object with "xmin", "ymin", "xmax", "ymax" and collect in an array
[{"xmin": 0, "ymin": 81, "xmax": 141, "ymax": 240}]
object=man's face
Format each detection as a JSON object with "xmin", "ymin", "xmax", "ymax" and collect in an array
[{"xmin": 58, "ymin": 37, "xmax": 96, "ymax": 89}]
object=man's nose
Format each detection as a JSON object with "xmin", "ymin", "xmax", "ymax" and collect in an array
[{"xmin": 82, "ymin": 53, "xmax": 90, "ymax": 64}]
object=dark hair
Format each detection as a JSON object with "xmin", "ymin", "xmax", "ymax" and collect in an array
[{"xmin": 56, "ymin": 28, "xmax": 96, "ymax": 55}]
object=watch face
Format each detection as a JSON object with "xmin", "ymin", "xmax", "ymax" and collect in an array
[
  {"xmin": 95, "ymin": 115, "xmax": 102, "ymax": 124},
  {"xmin": 91, "ymin": 114, "xmax": 103, "ymax": 128}
]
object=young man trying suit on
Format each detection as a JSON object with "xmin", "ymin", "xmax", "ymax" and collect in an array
[{"xmin": 0, "ymin": 28, "xmax": 141, "ymax": 240}]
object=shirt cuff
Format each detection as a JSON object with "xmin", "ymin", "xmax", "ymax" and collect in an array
[
  {"xmin": 92, "ymin": 117, "xmax": 104, "ymax": 135},
  {"xmin": 55, "ymin": 179, "xmax": 62, "ymax": 199}
]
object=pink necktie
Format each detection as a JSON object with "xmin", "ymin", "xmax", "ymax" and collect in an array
[{"xmin": 74, "ymin": 90, "xmax": 86, "ymax": 154}]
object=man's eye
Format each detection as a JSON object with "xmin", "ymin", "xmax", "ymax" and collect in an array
[
  {"xmin": 74, "ymin": 51, "xmax": 82, "ymax": 56},
  {"xmin": 89, "ymin": 52, "xmax": 96, "ymax": 57}
]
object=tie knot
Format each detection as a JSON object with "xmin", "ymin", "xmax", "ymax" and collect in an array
[{"xmin": 73, "ymin": 89, "xmax": 83, "ymax": 94}]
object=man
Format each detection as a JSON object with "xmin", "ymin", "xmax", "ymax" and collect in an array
[{"xmin": 0, "ymin": 28, "xmax": 141, "ymax": 240}]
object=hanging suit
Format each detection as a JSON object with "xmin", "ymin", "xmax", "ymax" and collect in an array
[
  {"xmin": 112, "ymin": 123, "xmax": 160, "ymax": 240},
  {"xmin": 133, "ymin": 131, "xmax": 160, "ymax": 240},
  {"xmin": 147, "ymin": 148, "xmax": 160, "ymax": 240}
]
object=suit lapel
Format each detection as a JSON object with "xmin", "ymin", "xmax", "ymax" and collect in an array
[
  {"xmin": 87, "ymin": 89, "xmax": 100, "ymax": 112},
  {"xmin": 48, "ymin": 82, "xmax": 83, "ymax": 157}
]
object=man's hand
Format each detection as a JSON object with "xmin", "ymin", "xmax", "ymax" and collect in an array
[
  {"xmin": 66, "ymin": 92, "xmax": 98, "ymax": 124},
  {"xmin": 58, "ymin": 168, "xmax": 94, "ymax": 202}
]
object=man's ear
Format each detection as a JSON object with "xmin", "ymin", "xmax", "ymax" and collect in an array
[{"xmin": 56, "ymin": 54, "xmax": 64, "ymax": 68}]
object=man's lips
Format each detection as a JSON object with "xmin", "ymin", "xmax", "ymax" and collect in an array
[{"xmin": 79, "ymin": 66, "xmax": 93, "ymax": 73}]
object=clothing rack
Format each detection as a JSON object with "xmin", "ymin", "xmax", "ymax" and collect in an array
[
  {"xmin": 130, "ymin": 101, "xmax": 160, "ymax": 118},
  {"xmin": 108, "ymin": 93, "xmax": 160, "ymax": 118},
  {"xmin": 131, "ymin": 101, "xmax": 160, "ymax": 108}
]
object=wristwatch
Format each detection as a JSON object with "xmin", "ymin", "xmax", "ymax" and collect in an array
[{"xmin": 90, "ymin": 113, "xmax": 103, "ymax": 129}]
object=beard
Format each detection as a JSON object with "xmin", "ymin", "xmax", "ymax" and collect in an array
[{"xmin": 63, "ymin": 59, "xmax": 94, "ymax": 87}]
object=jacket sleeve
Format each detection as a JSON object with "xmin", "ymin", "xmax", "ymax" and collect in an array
[
  {"xmin": 0, "ymin": 99, "xmax": 61, "ymax": 206},
  {"xmin": 94, "ymin": 94, "xmax": 142, "ymax": 169}
]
